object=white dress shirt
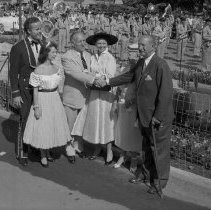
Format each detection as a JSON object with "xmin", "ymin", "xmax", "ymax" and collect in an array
[
  {"xmin": 28, "ymin": 37, "xmax": 41, "ymax": 64},
  {"xmin": 144, "ymin": 52, "xmax": 155, "ymax": 67}
]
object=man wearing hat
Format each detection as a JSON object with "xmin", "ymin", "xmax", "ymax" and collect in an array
[{"xmin": 202, "ymin": 17, "xmax": 211, "ymax": 71}]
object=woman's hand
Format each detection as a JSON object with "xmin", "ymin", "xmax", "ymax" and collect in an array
[
  {"xmin": 34, "ymin": 107, "xmax": 42, "ymax": 120},
  {"xmin": 110, "ymin": 102, "xmax": 118, "ymax": 119}
]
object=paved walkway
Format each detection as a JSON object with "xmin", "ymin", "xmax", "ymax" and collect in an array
[{"xmin": 0, "ymin": 113, "xmax": 210, "ymax": 210}]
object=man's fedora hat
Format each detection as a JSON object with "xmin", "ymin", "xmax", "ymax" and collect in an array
[{"xmin": 86, "ymin": 32, "xmax": 118, "ymax": 46}]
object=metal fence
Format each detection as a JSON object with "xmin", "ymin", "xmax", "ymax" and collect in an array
[{"xmin": 172, "ymin": 63, "xmax": 211, "ymax": 178}]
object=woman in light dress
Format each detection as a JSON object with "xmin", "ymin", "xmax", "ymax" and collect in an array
[
  {"xmin": 23, "ymin": 42, "xmax": 75, "ymax": 167},
  {"xmin": 72, "ymin": 32, "xmax": 118, "ymax": 165},
  {"xmin": 112, "ymin": 55, "xmax": 142, "ymax": 172}
]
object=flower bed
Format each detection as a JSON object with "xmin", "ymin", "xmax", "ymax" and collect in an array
[
  {"xmin": 171, "ymin": 66, "xmax": 211, "ymax": 89},
  {"xmin": 171, "ymin": 126, "xmax": 211, "ymax": 178}
]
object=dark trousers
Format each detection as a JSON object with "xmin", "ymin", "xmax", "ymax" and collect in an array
[
  {"xmin": 137, "ymin": 122, "xmax": 172, "ymax": 189},
  {"xmin": 16, "ymin": 89, "xmax": 33, "ymax": 159}
]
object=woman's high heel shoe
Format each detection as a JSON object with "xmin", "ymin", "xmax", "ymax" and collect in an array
[
  {"xmin": 105, "ymin": 160, "xmax": 113, "ymax": 166},
  {"xmin": 47, "ymin": 156, "xmax": 55, "ymax": 162},
  {"xmin": 41, "ymin": 157, "xmax": 49, "ymax": 168},
  {"xmin": 113, "ymin": 156, "xmax": 124, "ymax": 168}
]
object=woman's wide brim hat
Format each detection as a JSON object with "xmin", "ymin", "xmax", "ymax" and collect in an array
[{"xmin": 86, "ymin": 32, "xmax": 118, "ymax": 46}]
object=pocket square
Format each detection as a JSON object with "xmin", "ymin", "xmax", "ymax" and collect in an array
[{"xmin": 145, "ymin": 75, "xmax": 152, "ymax": 81}]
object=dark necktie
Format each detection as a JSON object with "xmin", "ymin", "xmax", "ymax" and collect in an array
[
  {"xmin": 31, "ymin": 40, "xmax": 39, "ymax": 53},
  {"xmin": 80, "ymin": 52, "xmax": 88, "ymax": 70}
]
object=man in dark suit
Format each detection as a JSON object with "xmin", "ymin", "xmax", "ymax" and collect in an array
[
  {"xmin": 9, "ymin": 17, "xmax": 43, "ymax": 166},
  {"xmin": 99, "ymin": 35, "xmax": 173, "ymax": 196}
]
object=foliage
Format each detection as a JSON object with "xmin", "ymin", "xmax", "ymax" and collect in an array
[
  {"xmin": 171, "ymin": 126, "xmax": 211, "ymax": 171},
  {"xmin": 171, "ymin": 67, "xmax": 211, "ymax": 91}
]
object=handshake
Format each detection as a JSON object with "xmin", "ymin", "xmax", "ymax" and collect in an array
[
  {"xmin": 90, "ymin": 75, "xmax": 110, "ymax": 91},
  {"xmin": 93, "ymin": 75, "xmax": 107, "ymax": 88}
]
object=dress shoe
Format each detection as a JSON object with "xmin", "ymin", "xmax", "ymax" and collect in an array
[
  {"xmin": 113, "ymin": 163, "xmax": 122, "ymax": 168},
  {"xmin": 88, "ymin": 155, "xmax": 98, "ymax": 160},
  {"xmin": 113, "ymin": 157, "xmax": 124, "ymax": 169},
  {"xmin": 47, "ymin": 157, "xmax": 55, "ymax": 162},
  {"xmin": 105, "ymin": 160, "xmax": 113, "ymax": 166},
  {"xmin": 67, "ymin": 156, "xmax": 76, "ymax": 164},
  {"xmin": 129, "ymin": 176, "xmax": 145, "ymax": 184},
  {"xmin": 18, "ymin": 158, "xmax": 28, "ymax": 167},
  {"xmin": 129, "ymin": 173, "xmax": 148, "ymax": 184},
  {"xmin": 76, "ymin": 151, "xmax": 87, "ymax": 159},
  {"xmin": 40, "ymin": 158, "xmax": 49, "ymax": 168},
  {"xmin": 147, "ymin": 184, "xmax": 164, "ymax": 198}
]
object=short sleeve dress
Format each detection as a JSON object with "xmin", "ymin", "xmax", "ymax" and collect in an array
[{"xmin": 23, "ymin": 68, "xmax": 71, "ymax": 149}]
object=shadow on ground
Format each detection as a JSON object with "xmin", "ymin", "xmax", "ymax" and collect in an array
[{"xmin": 0, "ymin": 117, "xmax": 209, "ymax": 210}]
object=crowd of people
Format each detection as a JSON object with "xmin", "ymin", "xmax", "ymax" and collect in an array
[
  {"xmin": 28, "ymin": 8, "xmax": 210, "ymax": 72},
  {"xmin": 8, "ymin": 4, "xmax": 211, "ymax": 198}
]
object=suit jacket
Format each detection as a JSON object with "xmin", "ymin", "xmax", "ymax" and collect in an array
[
  {"xmin": 9, "ymin": 38, "xmax": 41, "ymax": 98},
  {"xmin": 62, "ymin": 49, "xmax": 95, "ymax": 109},
  {"xmin": 109, "ymin": 54, "xmax": 173, "ymax": 127}
]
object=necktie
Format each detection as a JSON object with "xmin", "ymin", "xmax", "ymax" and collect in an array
[
  {"xmin": 138, "ymin": 60, "xmax": 146, "ymax": 83},
  {"xmin": 142, "ymin": 61, "xmax": 147, "ymax": 73},
  {"xmin": 31, "ymin": 40, "xmax": 39, "ymax": 53},
  {"xmin": 80, "ymin": 52, "xmax": 88, "ymax": 70}
]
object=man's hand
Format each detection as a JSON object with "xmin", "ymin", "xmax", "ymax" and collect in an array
[
  {"xmin": 93, "ymin": 77, "xmax": 107, "ymax": 88},
  {"xmin": 13, "ymin": 96, "xmax": 23, "ymax": 108},
  {"xmin": 151, "ymin": 117, "xmax": 161, "ymax": 130}
]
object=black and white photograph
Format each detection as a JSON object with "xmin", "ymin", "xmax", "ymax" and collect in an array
[{"xmin": 0, "ymin": 0, "xmax": 210, "ymax": 209}]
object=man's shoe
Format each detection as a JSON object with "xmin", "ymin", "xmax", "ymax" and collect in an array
[
  {"xmin": 129, "ymin": 176, "xmax": 145, "ymax": 184},
  {"xmin": 105, "ymin": 160, "xmax": 113, "ymax": 166},
  {"xmin": 88, "ymin": 155, "xmax": 98, "ymax": 160},
  {"xmin": 147, "ymin": 184, "xmax": 164, "ymax": 198},
  {"xmin": 129, "ymin": 172, "xmax": 149, "ymax": 184},
  {"xmin": 76, "ymin": 151, "xmax": 87, "ymax": 159},
  {"xmin": 67, "ymin": 156, "xmax": 76, "ymax": 164},
  {"xmin": 18, "ymin": 158, "xmax": 28, "ymax": 167}
]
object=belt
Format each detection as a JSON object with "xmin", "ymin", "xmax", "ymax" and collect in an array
[{"xmin": 38, "ymin": 88, "xmax": 57, "ymax": 92}]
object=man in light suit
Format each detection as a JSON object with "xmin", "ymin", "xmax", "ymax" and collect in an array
[
  {"xmin": 99, "ymin": 35, "xmax": 173, "ymax": 197},
  {"xmin": 61, "ymin": 31, "xmax": 96, "ymax": 160}
]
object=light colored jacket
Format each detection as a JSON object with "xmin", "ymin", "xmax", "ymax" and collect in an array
[{"xmin": 61, "ymin": 49, "xmax": 95, "ymax": 109}]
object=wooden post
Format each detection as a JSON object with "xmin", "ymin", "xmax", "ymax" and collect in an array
[{"xmin": 18, "ymin": 0, "xmax": 23, "ymax": 41}]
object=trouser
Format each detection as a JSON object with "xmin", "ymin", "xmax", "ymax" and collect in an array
[
  {"xmin": 58, "ymin": 29, "xmax": 66, "ymax": 53},
  {"xmin": 177, "ymin": 38, "xmax": 187, "ymax": 61},
  {"xmin": 202, "ymin": 46, "xmax": 211, "ymax": 71},
  {"xmin": 64, "ymin": 105, "xmax": 84, "ymax": 154},
  {"xmin": 16, "ymin": 88, "xmax": 33, "ymax": 159},
  {"xmin": 137, "ymin": 122, "xmax": 172, "ymax": 189},
  {"xmin": 193, "ymin": 33, "xmax": 202, "ymax": 56}
]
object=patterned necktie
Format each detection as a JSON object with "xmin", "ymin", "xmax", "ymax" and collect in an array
[{"xmin": 80, "ymin": 52, "xmax": 88, "ymax": 70}]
